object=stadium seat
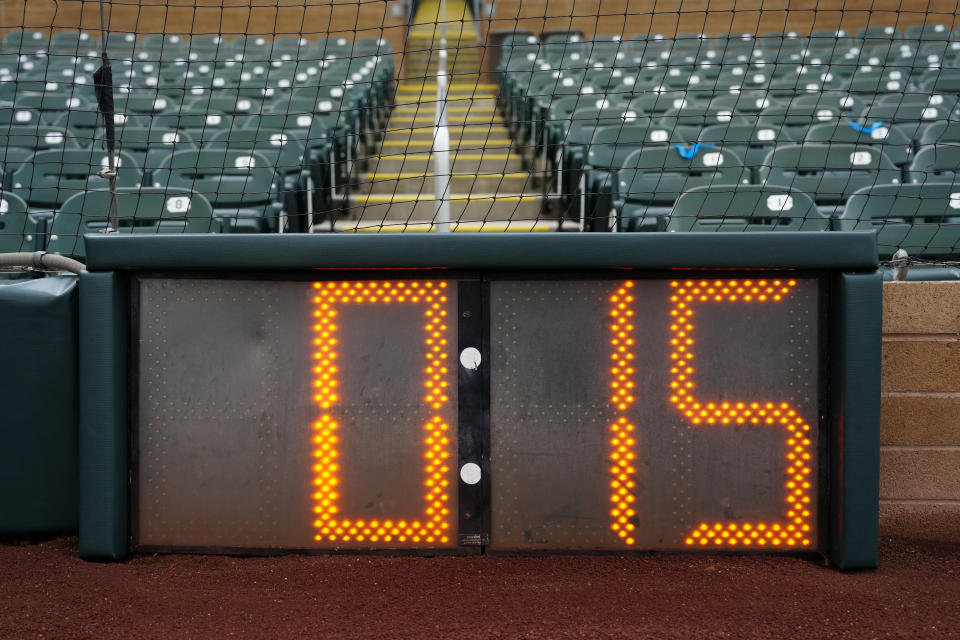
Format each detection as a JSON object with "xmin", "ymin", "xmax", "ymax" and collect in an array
[
  {"xmin": 804, "ymin": 121, "xmax": 914, "ymax": 166},
  {"xmin": 758, "ymin": 143, "xmax": 902, "ymax": 217},
  {"xmin": 0, "ymin": 191, "xmax": 40, "ymax": 252},
  {"xmin": 599, "ymin": 145, "xmax": 748, "ymax": 231},
  {"xmin": 839, "ymin": 183, "xmax": 960, "ymax": 258},
  {"xmin": 908, "ymin": 145, "xmax": 960, "ymax": 188},
  {"xmin": 918, "ymin": 120, "xmax": 960, "ymax": 146},
  {"xmin": 666, "ymin": 184, "xmax": 829, "ymax": 232},
  {"xmin": 47, "ymin": 187, "xmax": 218, "ymax": 257},
  {"xmin": 0, "ymin": 124, "xmax": 82, "ymax": 166},
  {"xmin": 9, "ymin": 148, "xmax": 142, "ymax": 216},
  {"xmin": 152, "ymin": 149, "xmax": 281, "ymax": 232},
  {"xmin": 205, "ymin": 128, "xmax": 311, "ymax": 232},
  {"xmin": 697, "ymin": 122, "xmax": 793, "ymax": 177}
]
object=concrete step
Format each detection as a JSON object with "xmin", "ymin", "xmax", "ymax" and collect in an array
[
  {"xmin": 357, "ymin": 150, "xmax": 526, "ymax": 173},
  {"xmin": 392, "ymin": 103, "xmax": 496, "ymax": 115},
  {"xmin": 397, "ymin": 83, "xmax": 498, "ymax": 92},
  {"xmin": 315, "ymin": 219, "xmax": 572, "ymax": 232},
  {"xmin": 389, "ymin": 113, "xmax": 503, "ymax": 126},
  {"xmin": 350, "ymin": 171, "xmax": 533, "ymax": 194},
  {"xmin": 379, "ymin": 123, "xmax": 511, "ymax": 138},
  {"xmin": 341, "ymin": 193, "xmax": 545, "ymax": 223}
]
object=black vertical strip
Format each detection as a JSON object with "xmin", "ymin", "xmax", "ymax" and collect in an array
[{"xmin": 457, "ymin": 279, "xmax": 490, "ymax": 546}]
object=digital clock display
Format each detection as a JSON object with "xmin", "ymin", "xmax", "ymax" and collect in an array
[{"xmin": 134, "ymin": 273, "xmax": 820, "ymax": 553}]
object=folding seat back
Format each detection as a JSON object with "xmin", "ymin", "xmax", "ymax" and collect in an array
[
  {"xmin": 152, "ymin": 149, "xmax": 279, "ymax": 232},
  {"xmin": 184, "ymin": 92, "xmax": 264, "ymax": 116},
  {"xmin": 10, "ymin": 148, "xmax": 142, "ymax": 210},
  {"xmin": 904, "ymin": 23, "xmax": 953, "ymax": 41},
  {"xmin": 804, "ymin": 121, "xmax": 913, "ymax": 166},
  {"xmin": 271, "ymin": 37, "xmax": 310, "ymax": 58},
  {"xmin": 908, "ymin": 145, "xmax": 960, "ymax": 186},
  {"xmin": 627, "ymin": 90, "xmax": 689, "ymax": 117},
  {"xmin": 668, "ymin": 184, "xmax": 827, "ymax": 232},
  {"xmin": 756, "ymin": 101, "xmax": 842, "ymax": 138},
  {"xmin": 232, "ymin": 36, "xmax": 273, "ymax": 60},
  {"xmin": 47, "ymin": 187, "xmax": 217, "ymax": 257},
  {"xmin": 861, "ymin": 99, "xmax": 951, "ymax": 142},
  {"xmin": 101, "ymin": 126, "xmax": 198, "ymax": 177},
  {"xmin": 709, "ymin": 91, "xmax": 784, "ymax": 117},
  {"xmin": 919, "ymin": 120, "xmax": 960, "ymax": 146},
  {"xmin": 698, "ymin": 121, "xmax": 792, "ymax": 169},
  {"xmin": 586, "ymin": 122, "xmax": 696, "ymax": 169},
  {"xmin": 3, "ymin": 31, "xmax": 48, "ymax": 55},
  {"xmin": 877, "ymin": 91, "xmax": 958, "ymax": 112},
  {"xmin": 49, "ymin": 31, "xmax": 98, "ymax": 55},
  {"xmin": 114, "ymin": 93, "xmax": 180, "ymax": 116},
  {"xmin": 857, "ymin": 25, "xmax": 903, "ymax": 43},
  {"xmin": 153, "ymin": 111, "xmax": 235, "ymax": 143},
  {"xmin": 188, "ymin": 35, "xmax": 229, "ymax": 56},
  {"xmin": 808, "ymin": 29, "xmax": 853, "ymax": 52},
  {"xmin": 619, "ymin": 145, "xmax": 748, "ymax": 205},
  {"xmin": 839, "ymin": 183, "xmax": 960, "ymax": 258},
  {"xmin": 205, "ymin": 128, "xmax": 306, "ymax": 177},
  {"xmin": 0, "ymin": 192, "xmax": 40, "ymax": 252},
  {"xmin": 758, "ymin": 143, "xmax": 901, "ymax": 213},
  {"xmin": 104, "ymin": 32, "xmax": 138, "ymax": 57},
  {"xmin": 0, "ymin": 126, "xmax": 82, "ymax": 165},
  {"xmin": 917, "ymin": 68, "xmax": 960, "ymax": 92},
  {"xmin": 790, "ymin": 91, "xmax": 868, "ymax": 116},
  {"xmin": 142, "ymin": 34, "xmax": 189, "ymax": 57}
]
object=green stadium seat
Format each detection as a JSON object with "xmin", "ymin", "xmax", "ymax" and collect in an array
[
  {"xmin": 48, "ymin": 31, "xmax": 99, "ymax": 56},
  {"xmin": 758, "ymin": 143, "xmax": 902, "ymax": 217},
  {"xmin": 205, "ymin": 128, "xmax": 310, "ymax": 232},
  {"xmin": 3, "ymin": 31, "xmax": 48, "ymax": 55},
  {"xmin": 184, "ymin": 92, "xmax": 264, "ymax": 116},
  {"xmin": 152, "ymin": 149, "xmax": 281, "ymax": 233},
  {"xmin": 908, "ymin": 145, "xmax": 960, "ymax": 187},
  {"xmin": 918, "ymin": 120, "xmax": 960, "ymax": 146},
  {"xmin": 916, "ymin": 68, "xmax": 960, "ymax": 92},
  {"xmin": 142, "ymin": 34, "xmax": 189, "ymax": 57},
  {"xmin": 0, "ymin": 191, "xmax": 40, "ymax": 252},
  {"xmin": 859, "ymin": 99, "xmax": 951, "ymax": 141},
  {"xmin": 98, "ymin": 125, "xmax": 198, "ymax": 181},
  {"xmin": 608, "ymin": 146, "xmax": 748, "ymax": 231},
  {"xmin": 697, "ymin": 121, "xmax": 793, "ymax": 178},
  {"xmin": 0, "ymin": 125, "xmax": 82, "ymax": 166},
  {"xmin": 839, "ymin": 183, "xmax": 960, "ymax": 258},
  {"xmin": 667, "ymin": 184, "xmax": 829, "ymax": 232},
  {"xmin": 904, "ymin": 23, "xmax": 953, "ymax": 41},
  {"xmin": 152, "ymin": 111, "xmax": 235, "ymax": 143},
  {"xmin": 804, "ymin": 121, "xmax": 913, "ymax": 166},
  {"xmin": 10, "ymin": 148, "xmax": 142, "ymax": 215},
  {"xmin": 857, "ymin": 25, "xmax": 903, "ymax": 42}
]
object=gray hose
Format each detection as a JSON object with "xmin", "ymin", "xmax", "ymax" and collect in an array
[{"xmin": 0, "ymin": 252, "xmax": 86, "ymax": 274}]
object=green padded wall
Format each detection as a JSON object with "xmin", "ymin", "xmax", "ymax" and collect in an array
[{"xmin": 0, "ymin": 276, "xmax": 79, "ymax": 535}]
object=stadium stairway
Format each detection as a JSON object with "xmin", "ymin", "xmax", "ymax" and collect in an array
[{"xmin": 335, "ymin": 0, "xmax": 557, "ymax": 231}]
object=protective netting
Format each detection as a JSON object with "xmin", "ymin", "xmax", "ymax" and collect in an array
[{"xmin": 1, "ymin": 0, "xmax": 959, "ymax": 266}]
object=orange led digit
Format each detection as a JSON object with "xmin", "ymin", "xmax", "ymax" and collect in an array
[
  {"xmin": 608, "ymin": 282, "xmax": 639, "ymax": 546},
  {"xmin": 310, "ymin": 281, "xmax": 454, "ymax": 545},
  {"xmin": 668, "ymin": 279, "xmax": 814, "ymax": 549}
]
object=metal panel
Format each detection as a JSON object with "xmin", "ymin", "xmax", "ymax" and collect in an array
[
  {"xmin": 135, "ymin": 277, "xmax": 459, "ymax": 550},
  {"xmin": 488, "ymin": 276, "xmax": 821, "ymax": 551}
]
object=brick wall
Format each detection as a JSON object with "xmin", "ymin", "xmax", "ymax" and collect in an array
[{"xmin": 881, "ymin": 281, "xmax": 960, "ymax": 541}]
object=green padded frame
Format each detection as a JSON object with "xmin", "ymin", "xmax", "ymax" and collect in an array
[{"xmin": 78, "ymin": 233, "xmax": 880, "ymax": 569}]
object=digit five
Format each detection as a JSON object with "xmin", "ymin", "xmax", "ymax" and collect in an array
[{"xmin": 608, "ymin": 279, "xmax": 815, "ymax": 548}]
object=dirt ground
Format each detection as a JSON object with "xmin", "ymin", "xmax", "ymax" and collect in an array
[{"xmin": 0, "ymin": 537, "xmax": 957, "ymax": 639}]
